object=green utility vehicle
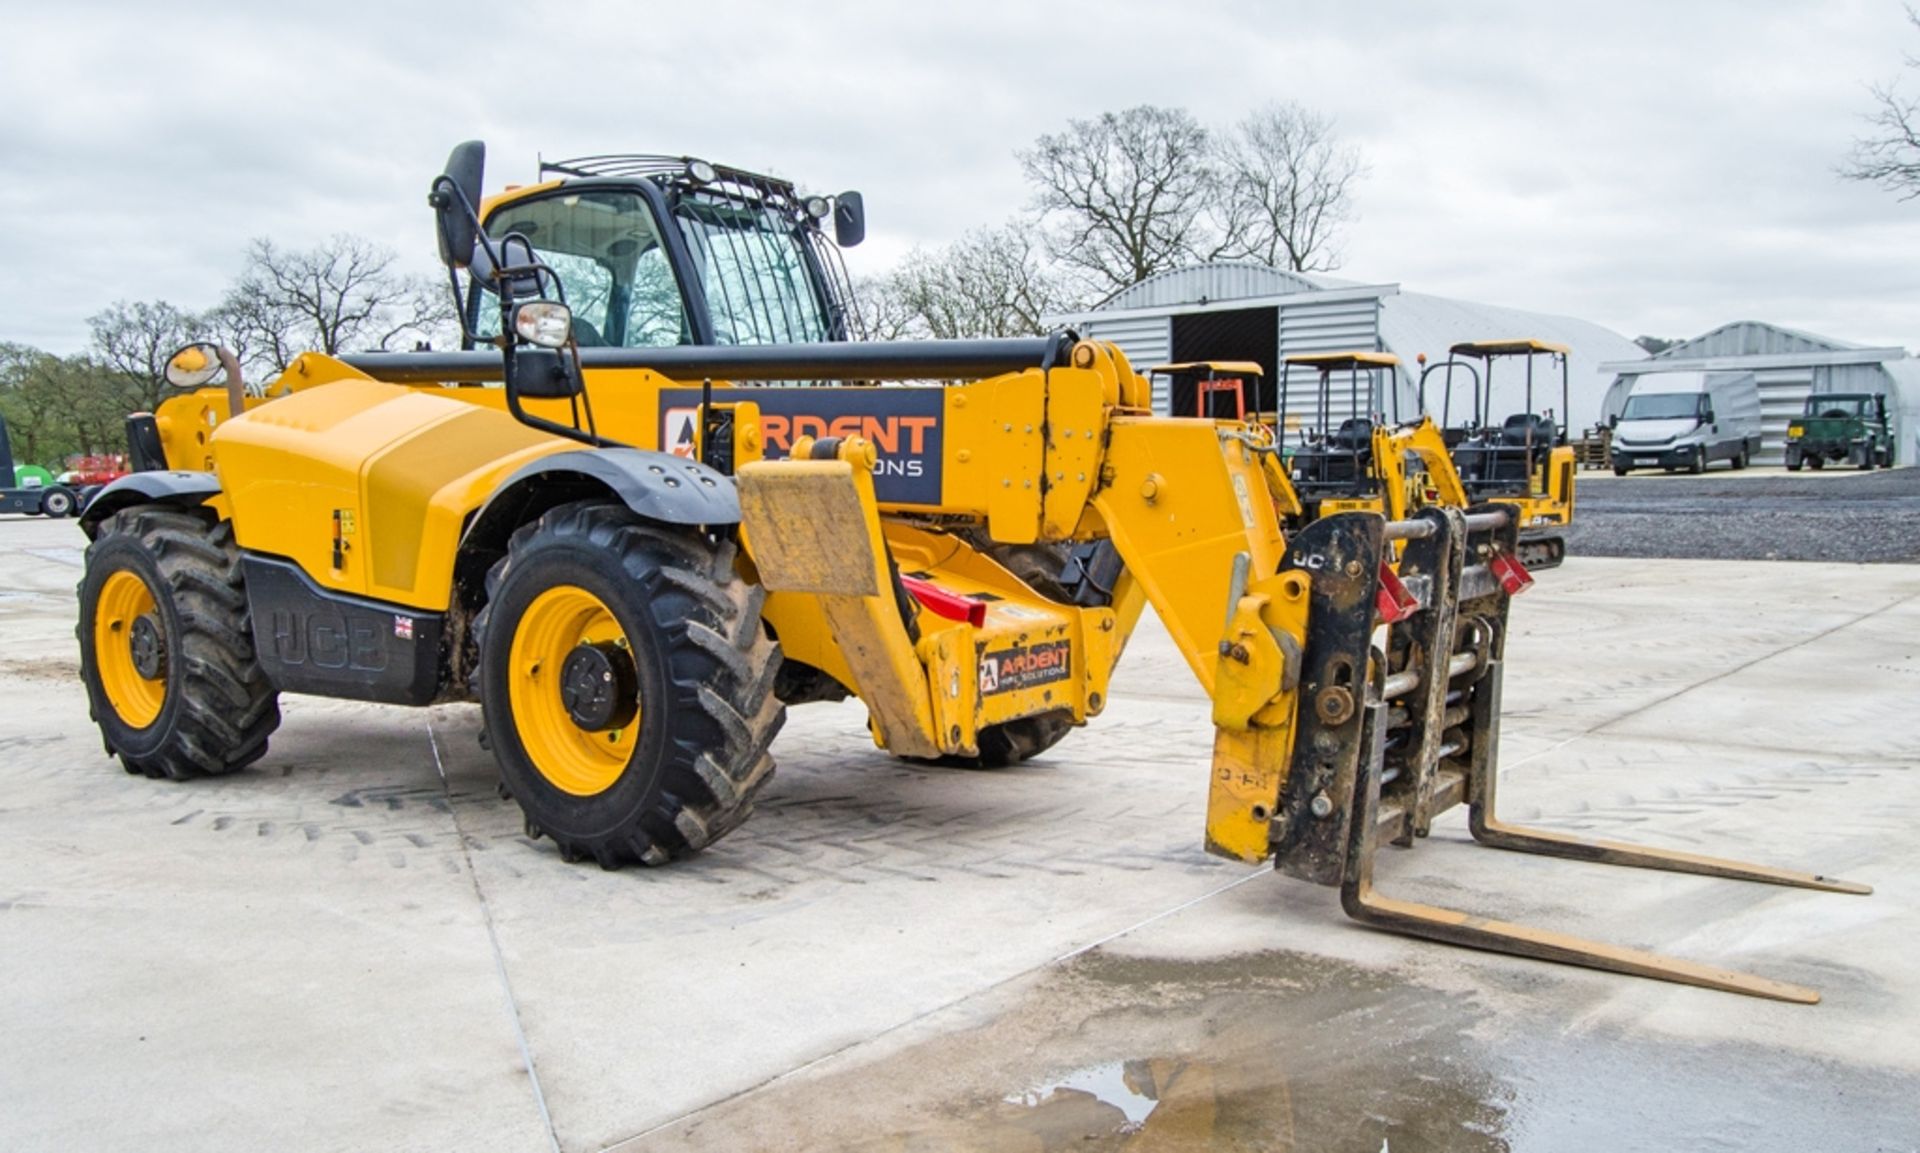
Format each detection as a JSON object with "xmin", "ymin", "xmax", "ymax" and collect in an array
[{"xmin": 1784, "ymin": 392, "xmax": 1894, "ymax": 471}]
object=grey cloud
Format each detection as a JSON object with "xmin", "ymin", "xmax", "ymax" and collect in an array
[{"xmin": 6, "ymin": 0, "xmax": 1917, "ymax": 353}]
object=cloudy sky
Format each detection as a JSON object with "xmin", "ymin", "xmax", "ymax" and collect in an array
[{"xmin": 7, "ymin": 0, "xmax": 1919, "ymax": 355}]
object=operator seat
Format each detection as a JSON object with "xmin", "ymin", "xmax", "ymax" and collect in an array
[
  {"xmin": 1488, "ymin": 414, "xmax": 1556, "ymax": 483},
  {"xmin": 570, "ymin": 317, "xmax": 607, "ymax": 347}
]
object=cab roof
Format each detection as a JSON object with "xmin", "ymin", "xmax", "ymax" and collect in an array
[
  {"xmin": 1148, "ymin": 360, "xmax": 1265, "ymax": 377},
  {"xmin": 1447, "ymin": 338, "xmax": 1571, "ymax": 358},
  {"xmin": 1283, "ymin": 350, "xmax": 1401, "ymax": 371}
]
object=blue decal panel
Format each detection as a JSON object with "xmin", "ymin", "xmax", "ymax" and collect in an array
[{"xmin": 662, "ymin": 387, "xmax": 945, "ymax": 505}]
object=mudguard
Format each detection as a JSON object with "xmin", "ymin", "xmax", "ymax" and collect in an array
[
  {"xmin": 78, "ymin": 471, "xmax": 222, "ymax": 539},
  {"xmin": 453, "ymin": 449, "xmax": 740, "ymax": 604}
]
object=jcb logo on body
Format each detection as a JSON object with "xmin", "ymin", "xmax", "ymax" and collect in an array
[{"xmin": 269, "ymin": 609, "xmax": 391, "ymax": 673}]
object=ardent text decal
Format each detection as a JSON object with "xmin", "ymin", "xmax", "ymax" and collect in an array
[
  {"xmin": 661, "ymin": 386, "xmax": 944, "ymax": 504},
  {"xmin": 978, "ymin": 640, "xmax": 1072, "ymax": 696}
]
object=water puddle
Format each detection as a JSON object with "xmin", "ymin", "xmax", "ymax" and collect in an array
[
  {"xmin": 654, "ymin": 947, "xmax": 1916, "ymax": 1152},
  {"xmin": 1005, "ymin": 1059, "xmax": 1165, "ymax": 1133}
]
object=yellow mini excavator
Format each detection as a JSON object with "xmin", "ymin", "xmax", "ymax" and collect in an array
[
  {"xmin": 1418, "ymin": 339, "xmax": 1578, "ymax": 568},
  {"xmin": 77, "ymin": 143, "xmax": 1866, "ymax": 1002}
]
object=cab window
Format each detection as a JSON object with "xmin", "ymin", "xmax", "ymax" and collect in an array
[{"xmin": 478, "ymin": 190, "xmax": 689, "ymax": 347}]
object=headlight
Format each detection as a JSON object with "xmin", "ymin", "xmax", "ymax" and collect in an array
[{"xmin": 1788, "ymin": 424, "xmax": 1804, "ymax": 437}]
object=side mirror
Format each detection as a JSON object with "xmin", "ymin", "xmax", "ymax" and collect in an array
[
  {"xmin": 166, "ymin": 343, "xmax": 223, "ymax": 389},
  {"xmin": 833, "ymin": 190, "xmax": 866, "ymax": 247},
  {"xmin": 1608, "ymin": 413, "xmax": 1620, "ymax": 429},
  {"xmin": 512, "ymin": 301, "xmax": 573, "ymax": 349},
  {"xmin": 431, "ymin": 140, "xmax": 486, "ymax": 270},
  {"xmin": 166, "ymin": 342, "xmax": 247, "ymax": 422}
]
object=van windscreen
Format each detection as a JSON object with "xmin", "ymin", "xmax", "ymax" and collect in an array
[{"xmin": 1620, "ymin": 393, "xmax": 1705, "ymax": 420}]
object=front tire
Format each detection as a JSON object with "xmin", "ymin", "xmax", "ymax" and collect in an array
[
  {"xmin": 476, "ymin": 502, "xmax": 783, "ymax": 868},
  {"xmin": 1688, "ymin": 446, "xmax": 1706, "ymax": 475},
  {"xmin": 76, "ymin": 507, "xmax": 280, "ymax": 779}
]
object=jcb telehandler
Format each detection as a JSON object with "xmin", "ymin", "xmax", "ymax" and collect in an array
[
  {"xmin": 1418, "ymin": 340, "xmax": 1577, "ymax": 568},
  {"xmin": 77, "ymin": 143, "xmax": 1866, "ymax": 1002}
]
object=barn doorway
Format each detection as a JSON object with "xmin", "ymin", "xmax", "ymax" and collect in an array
[{"xmin": 1169, "ymin": 307, "xmax": 1279, "ymax": 417}]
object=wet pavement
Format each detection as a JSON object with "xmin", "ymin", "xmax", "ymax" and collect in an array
[{"xmin": 643, "ymin": 945, "xmax": 1918, "ymax": 1152}]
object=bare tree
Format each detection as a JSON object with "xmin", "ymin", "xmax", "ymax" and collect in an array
[
  {"xmin": 884, "ymin": 221, "xmax": 1073, "ymax": 340},
  {"xmin": 1019, "ymin": 106, "xmax": 1226, "ymax": 297},
  {"xmin": 88, "ymin": 299, "xmax": 204, "ymax": 412},
  {"xmin": 1844, "ymin": 8, "xmax": 1920, "ymax": 198},
  {"xmin": 1216, "ymin": 103, "xmax": 1366, "ymax": 273},
  {"xmin": 851, "ymin": 275, "xmax": 923, "ymax": 342},
  {"xmin": 218, "ymin": 235, "xmax": 455, "ymax": 373}
]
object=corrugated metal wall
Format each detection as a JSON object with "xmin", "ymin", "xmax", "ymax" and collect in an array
[
  {"xmin": 1275, "ymin": 295, "xmax": 1395, "ymax": 435},
  {"xmin": 1079, "ymin": 314, "xmax": 1171, "ymax": 409},
  {"xmin": 1102, "ymin": 264, "xmax": 1322, "ymax": 312},
  {"xmin": 1660, "ymin": 321, "xmax": 1847, "ymax": 361},
  {"xmin": 1753, "ymin": 368, "xmax": 1813, "ymax": 466}
]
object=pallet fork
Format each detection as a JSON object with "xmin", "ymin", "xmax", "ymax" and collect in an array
[{"xmin": 1240, "ymin": 507, "xmax": 1869, "ymax": 1003}]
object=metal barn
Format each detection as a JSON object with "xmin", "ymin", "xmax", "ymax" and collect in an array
[
  {"xmin": 1599, "ymin": 322, "xmax": 1916, "ymax": 466},
  {"xmin": 1044, "ymin": 263, "xmax": 1645, "ymax": 436}
]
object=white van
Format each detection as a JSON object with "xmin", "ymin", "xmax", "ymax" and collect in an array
[{"xmin": 1608, "ymin": 373, "xmax": 1764, "ymax": 475}]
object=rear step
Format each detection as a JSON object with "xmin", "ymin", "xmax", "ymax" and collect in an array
[{"xmin": 1268, "ymin": 507, "xmax": 1868, "ymax": 1003}]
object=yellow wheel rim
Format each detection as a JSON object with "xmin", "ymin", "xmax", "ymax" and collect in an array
[
  {"xmin": 95, "ymin": 569, "xmax": 166, "ymax": 730},
  {"xmin": 507, "ymin": 585, "xmax": 640, "ymax": 797}
]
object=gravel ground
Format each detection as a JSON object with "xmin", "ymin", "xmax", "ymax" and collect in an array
[{"xmin": 1571, "ymin": 466, "xmax": 1920, "ymax": 563}]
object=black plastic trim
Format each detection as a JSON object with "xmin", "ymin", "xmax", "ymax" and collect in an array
[
  {"xmin": 78, "ymin": 471, "xmax": 222, "ymax": 538},
  {"xmin": 126, "ymin": 414, "xmax": 168, "ymax": 473},
  {"xmin": 242, "ymin": 554, "xmax": 444, "ymax": 706}
]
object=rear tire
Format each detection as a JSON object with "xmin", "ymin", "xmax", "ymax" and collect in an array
[
  {"xmin": 476, "ymin": 501, "xmax": 783, "ymax": 868},
  {"xmin": 40, "ymin": 487, "xmax": 76, "ymax": 518},
  {"xmin": 1808, "ymin": 455, "xmax": 1825, "ymax": 471},
  {"xmin": 76, "ymin": 507, "xmax": 280, "ymax": 779},
  {"xmin": 1858, "ymin": 446, "xmax": 1875, "ymax": 471}
]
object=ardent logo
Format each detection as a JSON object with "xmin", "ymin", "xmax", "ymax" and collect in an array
[
  {"xmin": 978, "ymin": 640, "xmax": 1072, "ymax": 696},
  {"xmin": 662, "ymin": 386, "xmax": 945, "ymax": 504},
  {"xmin": 758, "ymin": 413, "xmax": 938, "ymax": 456}
]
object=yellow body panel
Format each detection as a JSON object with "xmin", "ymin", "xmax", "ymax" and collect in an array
[{"xmin": 210, "ymin": 378, "xmax": 568, "ymax": 609}]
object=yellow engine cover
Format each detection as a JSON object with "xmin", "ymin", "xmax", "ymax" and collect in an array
[{"xmin": 211, "ymin": 379, "xmax": 568, "ymax": 609}]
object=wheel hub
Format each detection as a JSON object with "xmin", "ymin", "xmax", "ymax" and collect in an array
[
  {"xmin": 129, "ymin": 613, "xmax": 167, "ymax": 680},
  {"xmin": 559, "ymin": 642, "xmax": 637, "ymax": 732}
]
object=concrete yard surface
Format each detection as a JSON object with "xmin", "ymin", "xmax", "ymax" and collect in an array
[{"xmin": 2, "ymin": 513, "xmax": 1917, "ymax": 1151}]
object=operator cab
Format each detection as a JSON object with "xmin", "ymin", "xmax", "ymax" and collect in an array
[
  {"xmin": 1280, "ymin": 351, "xmax": 1401, "ymax": 505},
  {"xmin": 1420, "ymin": 339, "xmax": 1569, "ymax": 496},
  {"xmin": 464, "ymin": 155, "xmax": 866, "ymax": 351},
  {"xmin": 1148, "ymin": 361, "xmax": 1266, "ymax": 421}
]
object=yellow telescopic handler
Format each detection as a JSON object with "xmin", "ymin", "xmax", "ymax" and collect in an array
[{"xmin": 76, "ymin": 143, "xmax": 1866, "ymax": 1002}]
